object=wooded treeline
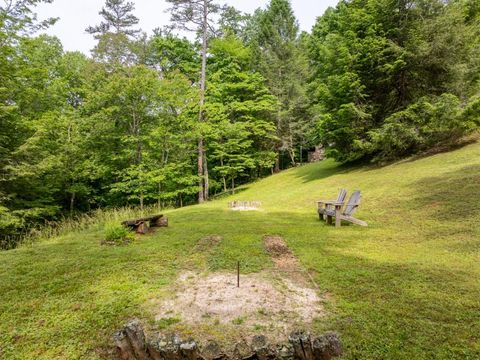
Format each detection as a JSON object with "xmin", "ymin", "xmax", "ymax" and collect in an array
[{"xmin": 1, "ymin": 0, "xmax": 479, "ymax": 247}]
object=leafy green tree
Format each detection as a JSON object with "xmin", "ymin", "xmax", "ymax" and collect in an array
[
  {"xmin": 146, "ymin": 30, "xmax": 199, "ymax": 81},
  {"xmin": 249, "ymin": 0, "xmax": 311, "ymax": 170},
  {"xmin": 166, "ymin": 0, "xmax": 222, "ymax": 202},
  {"xmin": 206, "ymin": 35, "xmax": 277, "ymax": 193},
  {"xmin": 308, "ymin": 0, "xmax": 480, "ymax": 162}
]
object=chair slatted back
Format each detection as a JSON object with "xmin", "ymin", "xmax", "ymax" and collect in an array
[
  {"xmin": 344, "ymin": 191, "xmax": 361, "ymax": 216},
  {"xmin": 336, "ymin": 188, "xmax": 347, "ymax": 203}
]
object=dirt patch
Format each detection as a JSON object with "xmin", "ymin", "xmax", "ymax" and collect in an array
[
  {"xmin": 196, "ymin": 235, "xmax": 223, "ymax": 251},
  {"xmin": 264, "ymin": 235, "xmax": 291, "ymax": 256},
  {"xmin": 150, "ymin": 235, "xmax": 325, "ymax": 343},
  {"xmin": 263, "ymin": 236, "xmax": 307, "ymax": 286},
  {"xmin": 153, "ymin": 271, "xmax": 322, "ymax": 341}
]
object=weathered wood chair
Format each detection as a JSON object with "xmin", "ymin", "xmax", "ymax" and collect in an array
[
  {"xmin": 324, "ymin": 190, "xmax": 367, "ymax": 227},
  {"xmin": 317, "ymin": 189, "xmax": 347, "ymax": 221}
]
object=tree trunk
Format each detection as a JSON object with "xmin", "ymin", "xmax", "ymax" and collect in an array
[
  {"xmin": 197, "ymin": 0, "xmax": 209, "ymax": 203},
  {"xmin": 157, "ymin": 183, "xmax": 162, "ymax": 210},
  {"xmin": 274, "ymin": 154, "xmax": 281, "ymax": 173},
  {"xmin": 198, "ymin": 137, "xmax": 204, "ymax": 203},
  {"xmin": 220, "ymin": 157, "xmax": 227, "ymax": 192},
  {"xmin": 203, "ymin": 150, "xmax": 209, "ymax": 201},
  {"xmin": 231, "ymin": 177, "xmax": 235, "ymax": 194},
  {"xmin": 288, "ymin": 147, "xmax": 296, "ymax": 166},
  {"xmin": 70, "ymin": 192, "xmax": 75, "ymax": 215}
]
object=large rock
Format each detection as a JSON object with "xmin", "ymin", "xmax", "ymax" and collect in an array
[
  {"xmin": 113, "ymin": 319, "xmax": 342, "ymax": 360},
  {"xmin": 233, "ymin": 339, "xmax": 255, "ymax": 360},
  {"xmin": 114, "ymin": 319, "xmax": 149, "ymax": 360},
  {"xmin": 312, "ymin": 332, "xmax": 342, "ymax": 360},
  {"xmin": 289, "ymin": 331, "xmax": 313, "ymax": 360},
  {"xmin": 201, "ymin": 340, "xmax": 226, "ymax": 360}
]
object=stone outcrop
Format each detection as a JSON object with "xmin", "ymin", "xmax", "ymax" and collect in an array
[{"xmin": 113, "ymin": 319, "xmax": 342, "ymax": 360}]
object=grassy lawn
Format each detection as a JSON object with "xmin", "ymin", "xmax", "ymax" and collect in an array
[{"xmin": 1, "ymin": 142, "xmax": 480, "ymax": 359}]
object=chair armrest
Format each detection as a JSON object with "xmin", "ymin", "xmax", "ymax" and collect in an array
[
  {"xmin": 316, "ymin": 199, "xmax": 337, "ymax": 204},
  {"xmin": 322, "ymin": 201, "xmax": 344, "ymax": 206}
]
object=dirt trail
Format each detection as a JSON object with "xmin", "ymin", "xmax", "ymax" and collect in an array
[{"xmin": 264, "ymin": 235, "xmax": 317, "ymax": 288}]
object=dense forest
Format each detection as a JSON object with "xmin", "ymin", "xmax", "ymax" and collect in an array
[{"xmin": 1, "ymin": 0, "xmax": 479, "ymax": 248}]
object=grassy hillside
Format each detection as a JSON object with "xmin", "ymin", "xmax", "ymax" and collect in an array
[{"xmin": 1, "ymin": 142, "xmax": 480, "ymax": 359}]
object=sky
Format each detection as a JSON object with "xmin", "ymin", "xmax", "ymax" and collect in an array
[{"xmin": 35, "ymin": 0, "xmax": 339, "ymax": 55}]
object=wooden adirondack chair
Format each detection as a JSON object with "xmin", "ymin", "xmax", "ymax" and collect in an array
[
  {"xmin": 317, "ymin": 189, "xmax": 347, "ymax": 221},
  {"xmin": 324, "ymin": 190, "xmax": 367, "ymax": 227}
]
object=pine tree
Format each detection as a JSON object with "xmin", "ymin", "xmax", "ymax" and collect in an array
[
  {"xmin": 85, "ymin": 0, "xmax": 139, "ymax": 38},
  {"xmin": 249, "ymin": 0, "xmax": 310, "ymax": 171}
]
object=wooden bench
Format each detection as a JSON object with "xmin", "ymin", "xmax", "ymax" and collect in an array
[{"xmin": 121, "ymin": 214, "xmax": 168, "ymax": 234}]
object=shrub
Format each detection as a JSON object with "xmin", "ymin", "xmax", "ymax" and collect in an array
[
  {"xmin": 370, "ymin": 93, "xmax": 479, "ymax": 161},
  {"xmin": 103, "ymin": 221, "xmax": 134, "ymax": 245}
]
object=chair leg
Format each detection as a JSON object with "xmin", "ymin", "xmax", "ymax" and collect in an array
[
  {"xmin": 326, "ymin": 215, "xmax": 332, "ymax": 225},
  {"xmin": 335, "ymin": 209, "xmax": 341, "ymax": 228}
]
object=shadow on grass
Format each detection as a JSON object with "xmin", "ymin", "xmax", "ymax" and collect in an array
[
  {"xmin": 409, "ymin": 164, "xmax": 480, "ymax": 221},
  {"xmin": 307, "ymin": 249, "xmax": 480, "ymax": 359},
  {"xmin": 291, "ymin": 159, "xmax": 356, "ymax": 183}
]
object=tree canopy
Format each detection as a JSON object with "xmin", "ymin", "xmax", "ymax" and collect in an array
[{"xmin": 1, "ymin": 0, "xmax": 479, "ymax": 248}]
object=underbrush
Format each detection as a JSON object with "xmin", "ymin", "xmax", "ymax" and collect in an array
[
  {"xmin": 103, "ymin": 221, "xmax": 135, "ymax": 245},
  {"xmin": 6, "ymin": 206, "xmax": 161, "ymax": 250}
]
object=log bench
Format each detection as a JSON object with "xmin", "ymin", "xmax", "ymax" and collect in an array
[{"xmin": 121, "ymin": 214, "xmax": 168, "ymax": 234}]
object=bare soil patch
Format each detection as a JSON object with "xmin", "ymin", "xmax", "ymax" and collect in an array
[
  {"xmin": 264, "ymin": 235, "xmax": 311, "ymax": 286},
  {"xmin": 150, "ymin": 235, "xmax": 324, "ymax": 342},
  {"xmin": 153, "ymin": 272, "xmax": 322, "ymax": 341}
]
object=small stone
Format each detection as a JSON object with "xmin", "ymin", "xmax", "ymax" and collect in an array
[
  {"xmin": 276, "ymin": 343, "xmax": 294, "ymax": 359},
  {"xmin": 180, "ymin": 338, "xmax": 198, "ymax": 360}
]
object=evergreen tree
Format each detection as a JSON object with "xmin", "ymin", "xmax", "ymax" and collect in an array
[
  {"xmin": 206, "ymin": 35, "xmax": 277, "ymax": 193},
  {"xmin": 86, "ymin": 0, "xmax": 140, "ymax": 65},
  {"xmin": 249, "ymin": 0, "xmax": 312, "ymax": 170},
  {"xmin": 85, "ymin": 0, "xmax": 139, "ymax": 38}
]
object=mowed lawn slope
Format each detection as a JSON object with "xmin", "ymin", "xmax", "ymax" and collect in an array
[{"xmin": 1, "ymin": 142, "xmax": 480, "ymax": 359}]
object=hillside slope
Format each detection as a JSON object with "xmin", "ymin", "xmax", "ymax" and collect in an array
[{"xmin": 1, "ymin": 142, "xmax": 480, "ymax": 359}]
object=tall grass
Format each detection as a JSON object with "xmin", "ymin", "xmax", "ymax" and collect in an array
[{"xmin": 7, "ymin": 205, "xmax": 163, "ymax": 249}]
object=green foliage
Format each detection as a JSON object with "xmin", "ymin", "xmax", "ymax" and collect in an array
[
  {"xmin": 308, "ymin": 0, "xmax": 480, "ymax": 162},
  {"xmin": 206, "ymin": 34, "xmax": 277, "ymax": 192},
  {"xmin": 2, "ymin": 141, "xmax": 480, "ymax": 358},
  {"xmin": 248, "ymin": 0, "xmax": 314, "ymax": 168},
  {"xmin": 2, "ymin": 0, "xmax": 480, "ymax": 248},
  {"xmin": 103, "ymin": 221, "xmax": 134, "ymax": 244},
  {"xmin": 370, "ymin": 94, "xmax": 480, "ymax": 160}
]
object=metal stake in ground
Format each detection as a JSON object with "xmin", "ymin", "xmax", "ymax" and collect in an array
[{"xmin": 237, "ymin": 261, "xmax": 240, "ymax": 288}]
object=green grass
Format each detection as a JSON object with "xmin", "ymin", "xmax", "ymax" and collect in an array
[{"xmin": 1, "ymin": 142, "xmax": 480, "ymax": 359}]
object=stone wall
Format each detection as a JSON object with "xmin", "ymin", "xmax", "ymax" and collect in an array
[
  {"xmin": 308, "ymin": 146, "xmax": 325, "ymax": 163},
  {"xmin": 113, "ymin": 319, "xmax": 342, "ymax": 360}
]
